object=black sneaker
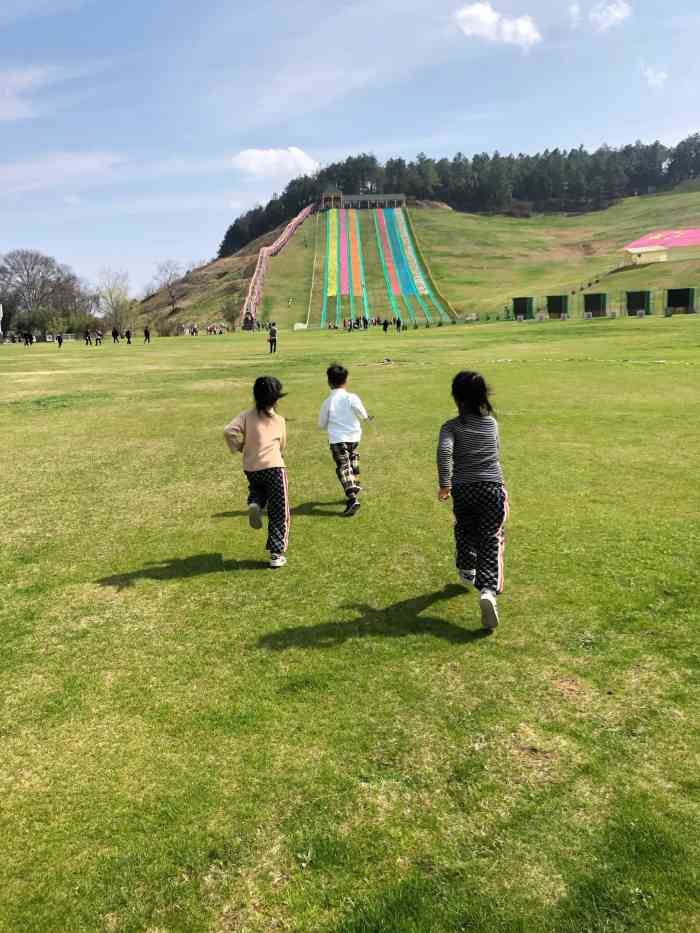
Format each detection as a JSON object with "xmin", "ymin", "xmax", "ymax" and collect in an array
[{"xmin": 344, "ymin": 499, "xmax": 361, "ymax": 516}]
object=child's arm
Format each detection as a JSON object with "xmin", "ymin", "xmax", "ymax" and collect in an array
[
  {"xmin": 351, "ymin": 394, "xmax": 370, "ymax": 420},
  {"xmin": 436, "ymin": 423, "xmax": 454, "ymax": 500},
  {"xmin": 223, "ymin": 412, "xmax": 246, "ymax": 454},
  {"xmin": 318, "ymin": 398, "xmax": 330, "ymax": 430},
  {"xmin": 280, "ymin": 417, "xmax": 288, "ymax": 454}
]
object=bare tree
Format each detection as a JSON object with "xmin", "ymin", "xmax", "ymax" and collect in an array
[
  {"xmin": 221, "ymin": 297, "xmax": 240, "ymax": 330},
  {"xmin": 0, "ymin": 250, "xmax": 96, "ymax": 333},
  {"xmin": 97, "ymin": 268, "xmax": 131, "ymax": 330},
  {"xmin": 153, "ymin": 261, "xmax": 184, "ymax": 315},
  {"xmin": 0, "ymin": 250, "xmax": 61, "ymax": 316}
]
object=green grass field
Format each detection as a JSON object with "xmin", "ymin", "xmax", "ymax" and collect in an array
[{"xmin": 2, "ymin": 318, "xmax": 699, "ymax": 931}]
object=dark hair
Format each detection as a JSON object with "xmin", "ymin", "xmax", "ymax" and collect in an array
[
  {"xmin": 451, "ymin": 371, "xmax": 494, "ymax": 418},
  {"xmin": 253, "ymin": 376, "xmax": 285, "ymax": 416},
  {"xmin": 327, "ymin": 363, "xmax": 348, "ymax": 389}
]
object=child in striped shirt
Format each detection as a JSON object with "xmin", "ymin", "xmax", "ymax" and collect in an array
[{"xmin": 437, "ymin": 371, "xmax": 509, "ymax": 630}]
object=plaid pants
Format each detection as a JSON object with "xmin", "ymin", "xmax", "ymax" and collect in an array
[
  {"xmin": 245, "ymin": 467, "xmax": 290, "ymax": 554},
  {"xmin": 452, "ymin": 482, "xmax": 509, "ymax": 594},
  {"xmin": 330, "ymin": 443, "xmax": 360, "ymax": 499}
]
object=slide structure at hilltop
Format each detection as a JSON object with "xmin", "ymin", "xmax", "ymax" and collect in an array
[{"xmin": 319, "ymin": 207, "xmax": 452, "ymax": 327}]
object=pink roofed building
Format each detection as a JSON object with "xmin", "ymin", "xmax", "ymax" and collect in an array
[{"xmin": 623, "ymin": 229, "xmax": 700, "ymax": 265}]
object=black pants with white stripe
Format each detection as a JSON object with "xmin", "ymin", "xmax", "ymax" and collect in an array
[
  {"xmin": 452, "ymin": 482, "xmax": 509, "ymax": 594},
  {"xmin": 245, "ymin": 467, "xmax": 290, "ymax": 554}
]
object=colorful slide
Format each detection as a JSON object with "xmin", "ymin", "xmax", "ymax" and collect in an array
[
  {"xmin": 374, "ymin": 208, "xmax": 450, "ymax": 323},
  {"xmin": 321, "ymin": 208, "xmax": 371, "ymax": 327}
]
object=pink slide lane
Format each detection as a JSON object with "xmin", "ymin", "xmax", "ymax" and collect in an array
[{"xmin": 339, "ymin": 209, "xmax": 350, "ymax": 296}]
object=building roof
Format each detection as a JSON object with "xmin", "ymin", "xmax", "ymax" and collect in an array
[{"xmin": 624, "ymin": 229, "xmax": 700, "ymax": 251}]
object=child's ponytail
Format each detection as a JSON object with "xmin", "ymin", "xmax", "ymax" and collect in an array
[
  {"xmin": 451, "ymin": 371, "xmax": 494, "ymax": 419},
  {"xmin": 253, "ymin": 376, "xmax": 285, "ymax": 416}
]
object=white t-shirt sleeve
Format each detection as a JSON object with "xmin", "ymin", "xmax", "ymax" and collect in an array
[
  {"xmin": 350, "ymin": 394, "xmax": 368, "ymax": 420},
  {"xmin": 318, "ymin": 398, "xmax": 330, "ymax": 429}
]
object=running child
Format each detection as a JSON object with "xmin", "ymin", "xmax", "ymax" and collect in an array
[
  {"xmin": 437, "ymin": 371, "xmax": 509, "ymax": 631},
  {"xmin": 318, "ymin": 363, "xmax": 370, "ymax": 516},
  {"xmin": 223, "ymin": 376, "xmax": 290, "ymax": 569}
]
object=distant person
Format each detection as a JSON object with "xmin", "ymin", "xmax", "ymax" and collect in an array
[
  {"xmin": 382, "ymin": 319, "xmax": 389, "ymax": 333},
  {"xmin": 111, "ymin": 327, "xmax": 120, "ymax": 344},
  {"xmin": 437, "ymin": 371, "xmax": 509, "ymax": 632},
  {"xmin": 144, "ymin": 326, "xmax": 151, "ymax": 344},
  {"xmin": 268, "ymin": 322, "xmax": 278, "ymax": 354},
  {"xmin": 95, "ymin": 330, "xmax": 103, "ymax": 346},
  {"xmin": 223, "ymin": 376, "xmax": 290, "ymax": 570},
  {"xmin": 84, "ymin": 330, "xmax": 92, "ymax": 346},
  {"xmin": 24, "ymin": 332, "xmax": 33, "ymax": 347},
  {"xmin": 318, "ymin": 363, "xmax": 371, "ymax": 516},
  {"xmin": 125, "ymin": 329, "xmax": 132, "ymax": 345},
  {"xmin": 396, "ymin": 318, "xmax": 402, "ymax": 333},
  {"xmin": 56, "ymin": 334, "xmax": 63, "ymax": 349}
]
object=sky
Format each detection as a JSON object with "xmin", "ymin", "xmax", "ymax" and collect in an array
[{"xmin": 1, "ymin": 0, "xmax": 698, "ymax": 292}]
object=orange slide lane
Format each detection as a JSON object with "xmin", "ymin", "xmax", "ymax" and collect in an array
[{"xmin": 348, "ymin": 210, "xmax": 363, "ymax": 297}]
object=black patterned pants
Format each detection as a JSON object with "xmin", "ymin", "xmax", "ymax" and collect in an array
[
  {"xmin": 330, "ymin": 443, "xmax": 360, "ymax": 499},
  {"xmin": 452, "ymin": 482, "xmax": 509, "ymax": 594},
  {"xmin": 245, "ymin": 467, "xmax": 290, "ymax": 554}
]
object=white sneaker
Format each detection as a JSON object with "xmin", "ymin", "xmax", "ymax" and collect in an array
[
  {"xmin": 479, "ymin": 590, "xmax": 499, "ymax": 631},
  {"xmin": 269, "ymin": 553, "xmax": 287, "ymax": 569},
  {"xmin": 248, "ymin": 503, "xmax": 263, "ymax": 530},
  {"xmin": 458, "ymin": 568, "xmax": 477, "ymax": 587}
]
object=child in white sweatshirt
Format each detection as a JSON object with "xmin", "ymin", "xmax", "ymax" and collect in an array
[{"xmin": 318, "ymin": 363, "xmax": 370, "ymax": 516}]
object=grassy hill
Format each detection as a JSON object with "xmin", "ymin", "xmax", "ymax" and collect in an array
[
  {"xmin": 136, "ymin": 224, "xmax": 292, "ymax": 332},
  {"xmin": 411, "ymin": 189, "xmax": 700, "ymax": 318},
  {"xmin": 138, "ymin": 189, "xmax": 700, "ymax": 330}
]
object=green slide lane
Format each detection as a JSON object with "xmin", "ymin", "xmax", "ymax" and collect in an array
[{"xmin": 372, "ymin": 210, "xmax": 402, "ymax": 321}]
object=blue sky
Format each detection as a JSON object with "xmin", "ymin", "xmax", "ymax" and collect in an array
[{"xmin": 1, "ymin": 0, "xmax": 698, "ymax": 292}]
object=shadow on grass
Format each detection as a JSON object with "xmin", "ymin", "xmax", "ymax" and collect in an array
[
  {"xmin": 96, "ymin": 552, "xmax": 268, "ymax": 590},
  {"xmin": 212, "ymin": 500, "xmax": 347, "ymax": 521},
  {"xmin": 258, "ymin": 585, "xmax": 490, "ymax": 650}
]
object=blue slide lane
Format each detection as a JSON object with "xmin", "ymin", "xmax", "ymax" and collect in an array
[
  {"xmin": 388, "ymin": 209, "xmax": 433, "ymax": 322},
  {"xmin": 383, "ymin": 210, "xmax": 417, "ymax": 322}
]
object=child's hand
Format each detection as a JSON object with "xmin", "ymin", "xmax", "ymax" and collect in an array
[{"xmin": 438, "ymin": 487, "xmax": 451, "ymax": 501}]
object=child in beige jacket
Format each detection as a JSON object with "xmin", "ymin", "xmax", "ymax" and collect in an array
[{"xmin": 224, "ymin": 376, "xmax": 289, "ymax": 569}]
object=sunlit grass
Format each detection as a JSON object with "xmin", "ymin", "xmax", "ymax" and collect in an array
[{"xmin": 1, "ymin": 317, "xmax": 699, "ymax": 931}]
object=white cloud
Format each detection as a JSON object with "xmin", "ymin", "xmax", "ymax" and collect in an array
[
  {"xmin": 0, "ymin": 151, "xmax": 123, "ymax": 195},
  {"xmin": 0, "ymin": 62, "xmax": 104, "ymax": 121},
  {"xmin": 231, "ymin": 147, "xmax": 319, "ymax": 178},
  {"xmin": 642, "ymin": 65, "xmax": 668, "ymax": 90},
  {"xmin": 589, "ymin": 0, "xmax": 632, "ymax": 31},
  {"xmin": 455, "ymin": 2, "xmax": 542, "ymax": 50},
  {"xmin": 0, "ymin": 0, "xmax": 88, "ymax": 26},
  {"xmin": 569, "ymin": 3, "xmax": 581, "ymax": 27},
  {"xmin": 0, "ymin": 66, "xmax": 62, "ymax": 121}
]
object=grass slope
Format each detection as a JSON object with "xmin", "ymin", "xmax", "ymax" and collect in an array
[
  {"xmin": 2, "ymin": 318, "xmax": 699, "ymax": 931},
  {"xmin": 138, "ymin": 189, "xmax": 700, "ymax": 331},
  {"xmin": 137, "ymin": 224, "xmax": 297, "ymax": 330},
  {"xmin": 411, "ymin": 190, "xmax": 700, "ymax": 318}
]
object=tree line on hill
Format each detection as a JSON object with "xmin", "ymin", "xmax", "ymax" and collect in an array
[{"xmin": 218, "ymin": 133, "xmax": 700, "ymax": 258}]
